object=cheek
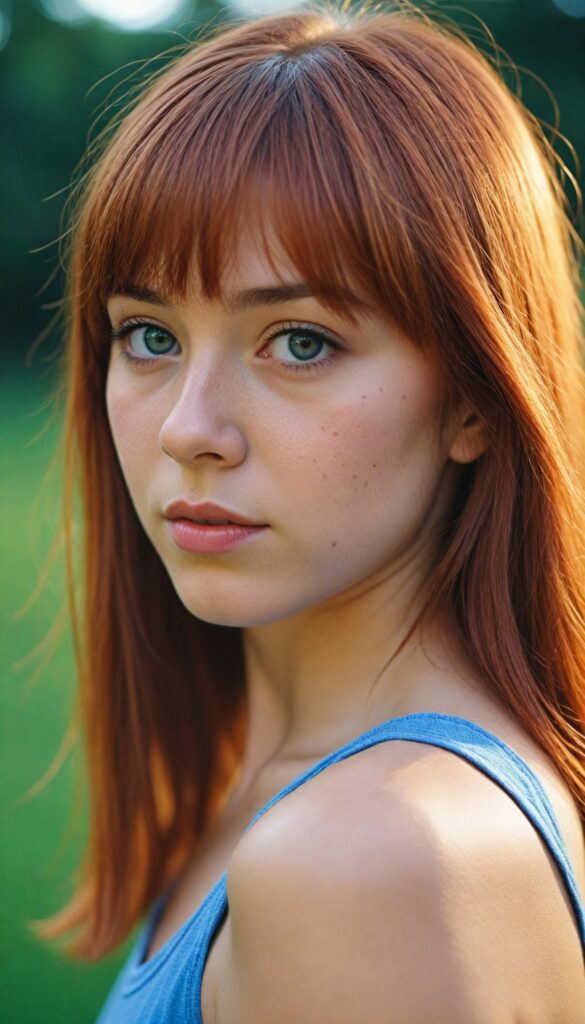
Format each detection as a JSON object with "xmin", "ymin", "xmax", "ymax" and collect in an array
[
  {"xmin": 105, "ymin": 378, "xmax": 158, "ymax": 506},
  {"xmin": 273, "ymin": 381, "xmax": 444, "ymax": 559},
  {"xmin": 284, "ymin": 384, "xmax": 439, "ymax": 501}
]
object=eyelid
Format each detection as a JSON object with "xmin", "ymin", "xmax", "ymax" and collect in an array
[
  {"xmin": 108, "ymin": 314, "xmax": 342, "ymax": 337},
  {"xmin": 108, "ymin": 314, "xmax": 173, "ymax": 337}
]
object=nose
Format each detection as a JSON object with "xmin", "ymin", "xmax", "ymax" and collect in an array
[{"xmin": 158, "ymin": 351, "xmax": 247, "ymax": 466}]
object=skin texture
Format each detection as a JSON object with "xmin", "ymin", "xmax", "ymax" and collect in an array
[{"xmin": 105, "ymin": 223, "xmax": 488, "ymax": 790}]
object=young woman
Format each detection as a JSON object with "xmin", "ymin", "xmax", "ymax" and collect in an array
[{"xmin": 34, "ymin": 2, "xmax": 585, "ymax": 1021}]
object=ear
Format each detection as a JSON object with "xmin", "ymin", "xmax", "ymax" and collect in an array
[{"xmin": 447, "ymin": 409, "xmax": 488, "ymax": 465}]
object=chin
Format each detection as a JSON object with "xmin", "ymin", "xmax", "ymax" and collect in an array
[
  {"xmin": 170, "ymin": 585, "xmax": 283, "ymax": 629},
  {"xmin": 172, "ymin": 582, "xmax": 319, "ymax": 630},
  {"xmin": 191, "ymin": 608, "xmax": 265, "ymax": 628}
]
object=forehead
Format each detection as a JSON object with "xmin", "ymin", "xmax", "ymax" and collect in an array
[
  {"xmin": 186, "ymin": 224, "xmax": 314, "ymax": 306},
  {"xmin": 108, "ymin": 218, "xmax": 378, "ymax": 324}
]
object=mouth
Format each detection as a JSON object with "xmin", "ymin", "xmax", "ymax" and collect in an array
[
  {"xmin": 163, "ymin": 498, "xmax": 267, "ymax": 528},
  {"xmin": 167, "ymin": 517, "xmax": 269, "ymax": 554}
]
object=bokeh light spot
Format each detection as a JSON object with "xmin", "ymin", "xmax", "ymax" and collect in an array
[
  {"xmin": 552, "ymin": 0, "xmax": 585, "ymax": 17},
  {"xmin": 45, "ymin": 0, "xmax": 185, "ymax": 31}
]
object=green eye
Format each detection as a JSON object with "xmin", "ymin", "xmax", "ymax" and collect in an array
[
  {"xmin": 108, "ymin": 318, "xmax": 179, "ymax": 364},
  {"xmin": 282, "ymin": 331, "xmax": 325, "ymax": 361},
  {"xmin": 139, "ymin": 325, "xmax": 175, "ymax": 354},
  {"xmin": 263, "ymin": 323, "xmax": 343, "ymax": 375}
]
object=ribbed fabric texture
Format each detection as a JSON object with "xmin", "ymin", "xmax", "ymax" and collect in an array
[{"xmin": 95, "ymin": 712, "xmax": 585, "ymax": 1023}]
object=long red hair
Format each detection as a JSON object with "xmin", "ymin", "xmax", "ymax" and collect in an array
[{"xmin": 30, "ymin": 1, "xmax": 585, "ymax": 959}]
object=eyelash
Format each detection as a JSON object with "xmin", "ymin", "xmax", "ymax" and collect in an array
[{"xmin": 107, "ymin": 317, "xmax": 343, "ymax": 375}]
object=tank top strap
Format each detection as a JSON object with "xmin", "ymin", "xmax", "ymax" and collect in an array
[{"xmin": 240, "ymin": 711, "xmax": 585, "ymax": 948}]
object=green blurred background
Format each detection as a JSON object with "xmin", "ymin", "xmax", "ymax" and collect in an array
[{"xmin": 2, "ymin": 0, "xmax": 584, "ymax": 1020}]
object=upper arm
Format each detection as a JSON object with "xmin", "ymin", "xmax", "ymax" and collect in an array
[{"xmin": 217, "ymin": 759, "xmax": 584, "ymax": 1024}]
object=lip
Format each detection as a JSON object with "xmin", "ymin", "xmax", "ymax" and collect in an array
[
  {"xmin": 167, "ymin": 519, "xmax": 268, "ymax": 554},
  {"xmin": 163, "ymin": 499, "xmax": 267, "ymax": 527}
]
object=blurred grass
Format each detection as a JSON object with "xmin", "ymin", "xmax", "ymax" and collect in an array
[{"xmin": 1, "ymin": 371, "xmax": 133, "ymax": 1022}]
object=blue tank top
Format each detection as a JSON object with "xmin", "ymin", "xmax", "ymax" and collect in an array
[{"xmin": 95, "ymin": 712, "xmax": 585, "ymax": 1023}]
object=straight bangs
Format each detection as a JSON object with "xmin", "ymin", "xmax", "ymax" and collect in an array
[{"xmin": 75, "ymin": 13, "xmax": 458, "ymax": 374}]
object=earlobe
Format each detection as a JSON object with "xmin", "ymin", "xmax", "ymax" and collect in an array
[{"xmin": 448, "ymin": 411, "xmax": 488, "ymax": 465}]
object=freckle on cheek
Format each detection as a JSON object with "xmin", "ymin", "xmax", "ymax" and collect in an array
[{"xmin": 331, "ymin": 541, "xmax": 337, "ymax": 547}]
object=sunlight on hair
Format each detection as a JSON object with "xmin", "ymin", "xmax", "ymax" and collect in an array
[{"xmin": 56, "ymin": 0, "xmax": 185, "ymax": 31}]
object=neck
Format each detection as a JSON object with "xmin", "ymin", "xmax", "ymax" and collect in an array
[{"xmin": 233, "ymin": 584, "xmax": 473, "ymax": 793}]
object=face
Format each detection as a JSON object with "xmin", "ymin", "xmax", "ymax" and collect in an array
[{"xmin": 105, "ymin": 225, "xmax": 468, "ymax": 629}]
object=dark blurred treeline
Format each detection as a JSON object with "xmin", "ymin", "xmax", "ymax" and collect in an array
[{"xmin": 2, "ymin": 0, "xmax": 584, "ymax": 382}]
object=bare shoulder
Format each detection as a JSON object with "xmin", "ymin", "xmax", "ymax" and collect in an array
[{"xmin": 219, "ymin": 742, "xmax": 585, "ymax": 1024}]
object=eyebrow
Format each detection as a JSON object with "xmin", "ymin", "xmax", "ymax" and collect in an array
[{"xmin": 108, "ymin": 283, "xmax": 376, "ymax": 316}]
